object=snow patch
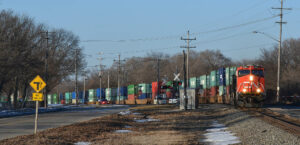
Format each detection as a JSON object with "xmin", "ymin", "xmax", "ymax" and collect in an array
[
  {"xmin": 135, "ymin": 118, "xmax": 160, "ymax": 123},
  {"xmin": 125, "ymin": 125, "xmax": 132, "ymax": 128},
  {"xmin": 115, "ymin": 130, "xmax": 132, "ymax": 133},
  {"xmin": 74, "ymin": 142, "xmax": 91, "ymax": 145},
  {"xmin": 119, "ymin": 110, "xmax": 131, "ymax": 115},
  {"xmin": 200, "ymin": 121, "xmax": 240, "ymax": 145}
]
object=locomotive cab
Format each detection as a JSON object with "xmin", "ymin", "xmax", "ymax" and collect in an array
[{"xmin": 235, "ymin": 65, "xmax": 265, "ymax": 107}]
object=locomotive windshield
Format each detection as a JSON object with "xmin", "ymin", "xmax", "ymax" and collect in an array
[
  {"xmin": 251, "ymin": 70, "xmax": 264, "ymax": 77},
  {"xmin": 238, "ymin": 70, "xmax": 250, "ymax": 77}
]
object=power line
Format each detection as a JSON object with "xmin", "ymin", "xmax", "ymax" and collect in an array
[{"xmin": 80, "ymin": 16, "xmax": 278, "ymax": 43}]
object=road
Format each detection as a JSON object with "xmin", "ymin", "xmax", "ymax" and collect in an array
[{"xmin": 0, "ymin": 105, "xmax": 129, "ymax": 140}]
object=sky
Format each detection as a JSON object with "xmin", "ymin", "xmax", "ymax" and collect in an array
[{"xmin": 1, "ymin": 0, "xmax": 300, "ymax": 70}]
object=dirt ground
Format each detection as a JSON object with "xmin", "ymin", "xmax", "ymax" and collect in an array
[{"xmin": 0, "ymin": 105, "xmax": 238, "ymax": 145}]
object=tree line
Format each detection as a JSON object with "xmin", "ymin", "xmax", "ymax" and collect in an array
[
  {"xmin": 76, "ymin": 38, "xmax": 300, "ymax": 99},
  {"xmin": 0, "ymin": 10, "xmax": 85, "ymax": 108}
]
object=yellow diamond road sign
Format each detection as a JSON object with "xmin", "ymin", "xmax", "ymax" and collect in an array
[
  {"xmin": 32, "ymin": 93, "xmax": 43, "ymax": 101},
  {"xmin": 30, "ymin": 75, "xmax": 46, "ymax": 93}
]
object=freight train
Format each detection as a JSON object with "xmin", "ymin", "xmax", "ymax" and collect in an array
[{"xmin": 3, "ymin": 65, "xmax": 265, "ymax": 108}]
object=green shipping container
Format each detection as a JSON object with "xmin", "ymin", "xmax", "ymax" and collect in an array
[
  {"xmin": 210, "ymin": 70, "xmax": 217, "ymax": 87},
  {"xmin": 106, "ymin": 88, "xmax": 111, "ymax": 97},
  {"xmin": 0, "ymin": 96, "xmax": 8, "ymax": 102},
  {"xmin": 89, "ymin": 89, "xmax": 96, "ymax": 102},
  {"xmin": 52, "ymin": 94, "xmax": 58, "ymax": 104},
  {"xmin": 128, "ymin": 85, "xmax": 138, "ymax": 95},
  {"xmin": 65, "ymin": 92, "xmax": 71, "ymax": 104},
  {"xmin": 189, "ymin": 77, "xmax": 200, "ymax": 89},
  {"xmin": 219, "ymin": 85, "xmax": 226, "ymax": 96},
  {"xmin": 47, "ymin": 94, "xmax": 52, "ymax": 104},
  {"xmin": 229, "ymin": 67, "xmax": 237, "ymax": 85},
  {"xmin": 225, "ymin": 67, "xmax": 230, "ymax": 86},
  {"xmin": 200, "ymin": 75, "xmax": 207, "ymax": 89},
  {"xmin": 138, "ymin": 83, "xmax": 151, "ymax": 94}
]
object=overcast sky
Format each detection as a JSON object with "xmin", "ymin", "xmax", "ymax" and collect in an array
[{"xmin": 2, "ymin": 0, "xmax": 300, "ymax": 70}]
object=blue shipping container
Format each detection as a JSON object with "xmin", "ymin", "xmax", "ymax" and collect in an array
[
  {"xmin": 78, "ymin": 91, "xmax": 84, "ymax": 99},
  {"xmin": 120, "ymin": 87, "xmax": 128, "ymax": 96},
  {"xmin": 72, "ymin": 92, "xmax": 76, "ymax": 99},
  {"xmin": 96, "ymin": 88, "xmax": 106, "ymax": 99},
  {"xmin": 59, "ymin": 93, "xmax": 64, "ymax": 100},
  {"xmin": 218, "ymin": 68, "xmax": 226, "ymax": 86},
  {"xmin": 139, "ymin": 93, "xmax": 150, "ymax": 99}
]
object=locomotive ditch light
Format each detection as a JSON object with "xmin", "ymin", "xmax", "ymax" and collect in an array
[
  {"xmin": 257, "ymin": 88, "xmax": 261, "ymax": 93},
  {"xmin": 249, "ymin": 75, "xmax": 253, "ymax": 81},
  {"xmin": 243, "ymin": 89, "xmax": 247, "ymax": 92}
]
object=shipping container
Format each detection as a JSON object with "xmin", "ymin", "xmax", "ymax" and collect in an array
[
  {"xmin": 128, "ymin": 84, "xmax": 138, "ymax": 95},
  {"xmin": 200, "ymin": 75, "xmax": 207, "ymax": 89},
  {"xmin": 219, "ymin": 85, "xmax": 226, "ymax": 96},
  {"xmin": 210, "ymin": 71, "xmax": 217, "ymax": 87},
  {"xmin": 65, "ymin": 92, "xmax": 71, "ymax": 104},
  {"xmin": 0, "ymin": 96, "xmax": 8, "ymax": 103},
  {"xmin": 218, "ymin": 68, "xmax": 226, "ymax": 86},
  {"xmin": 96, "ymin": 88, "xmax": 106, "ymax": 99},
  {"xmin": 189, "ymin": 77, "xmax": 200, "ymax": 89},
  {"xmin": 88, "ymin": 89, "xmax": 96, "ymax": 102},
  {"xmin": 120, "ymin": 87, "xmax": 128, "ymax": 96},
  {"xmin": 229, "ymin": 67, "xmax": 237, "ymax": 85},
  {"xmin": 72, "ymin": 92, "xmax": 76, "ymax": 99},
  {"xmin": 47, "ymin": 94, "xmax": 52, "ymax": 104},
  {"xmin": 52, "ymin": 94, "xmax": 58, "ymax": 104},
  {"xmin": 225, "ymin": 67, "xmax": 230, "ymax": 86},
  {"xmin": 210, "ymin": 86, "xmax": 217, "ymax": 97},
  {"xmin": 138, "ymin": 83, "xmax": 151, "ymax": 94},
  {"xmin": 128, "ymin": 94, "xmax": 136, "ymax": 100}
]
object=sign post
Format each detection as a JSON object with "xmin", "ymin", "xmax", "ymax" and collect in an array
[{"xmin": 30, "ymin": 75, "xmax": 46, "ymax": 134}]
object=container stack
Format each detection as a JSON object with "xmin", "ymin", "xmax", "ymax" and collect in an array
[
  {"xmin": 59, "ymin": 93, "xmax": 64, "ymax": 104},
  {"xmin": 166, "ymin": 81, "xmax": 173, "ymax": 99},
  {"xmin": 52, "ymin": 94, "xmax": 58, "ymax": 104},
  {"xmin": 152, "ymin": 82, "xmax": 162, "ymax": 99},
  {"xmin": 225, "ymin": 67, "xmax": 237, "ymax": 104},
  {"xmin": 78, "ymin": 91, "xmax": 84, "ymax": 103},
  {"xmin": 106, "ymin": 88, "xmax": 117, "ymax": 103},
  {"xmin": 96, "ymin": 88, "xmax": 106, "ymax": 100},
  {"xmin": 138, "ymin": 83, "xmax": 151, "ymax": 99},
  {"xmin": 72, "ymin": 92, "xmax": 76, "ymax": 104},
  {"xmin": 47, "ymin": 94, "xmax": 52, "ymax": 104},
  {"xmin": 218, "ymin": 68, "xmax": 226, "ymax": 103},
  {"xmin": 126, "ymin": 84, "xmax": 137, "ymax": 104},
  {"xmin": 209, "ymin": 71, "xmax": 218, "ymax": 103},
  {"xmin": 116, "ymin": 87, "xmax": 127, "ymax": 104},
  {"xmin": 65, "ymin": 92, "xmax": 71, "ymax": 104},
  {"xmin": 88, "ymin": 89, "xmax": 96, "ymax": 104}
]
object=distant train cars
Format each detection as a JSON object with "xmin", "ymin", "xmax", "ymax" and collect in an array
[{"xmin": 45, "ymin": 65, "xmax": 265, "ymax": 107}]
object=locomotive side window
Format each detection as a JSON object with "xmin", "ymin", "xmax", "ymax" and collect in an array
[
  {"xmin": 252, "ymin": 70, "xmax": 264, "ymax": 77},
  {"xmin": 238, "ymin": 70, "xmax": 250, "ymax": 77}
]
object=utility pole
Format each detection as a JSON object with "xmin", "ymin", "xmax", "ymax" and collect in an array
[
  {"xmin": 83, "ymin": 72, "xmax": 86, "ymax": 103},
  {"xmin": 114, "ymin": 54, "xmax": 125, "ymax": 104},
  {"xmin": 41, "ymin": 31, "xmax": 54, "ymax": 108},
  {"xmin": 74, "ymin": 48, "xmax": 79, "ymax": 105},
  {"xmin": 156, "ymin": 58, "xmax": 160, "ymax": 102},
  {"xmin": 272, "ymin": 0, "xmax": 291, "ymax": 103},
  {"xmin": 108, "ymin": 70, "xmax": 110, "ymax": 89},
  {"xmin": 181, "ymin": 30, "xmax": 196, "ymax": 88},
  {"xmin": 98, "ymin": 52, "xmax": 103, "ymax": 101},
  {"xmin": 183, "ymin": 50, "xmax": 187, "ymax": 110}
]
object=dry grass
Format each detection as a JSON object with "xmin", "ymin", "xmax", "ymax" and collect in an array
[{"xmin": 1, "ymin": 104, "xmax": 234, "ymax": 145}]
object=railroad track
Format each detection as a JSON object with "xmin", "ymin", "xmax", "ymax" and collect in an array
[{"xmin": 239, "ymin": 107, "xmax": 300, "ymax": 137}]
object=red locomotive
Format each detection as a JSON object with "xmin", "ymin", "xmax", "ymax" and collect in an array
[{"xmin": 234, "ymin": 65, "xmax": 265, "ymax": 107}]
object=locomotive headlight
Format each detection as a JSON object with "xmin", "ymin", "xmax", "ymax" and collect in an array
[
  {"xmin": 249, "ymin": 75, "xmax": 253, "ymax": 81},
  {"xmin": 257, "ymin": 88, "xmax": 261, "ymax": 93},
  {"xmin": 243, "ymin": 89, "xmax": 247, "ymax": 92}
]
